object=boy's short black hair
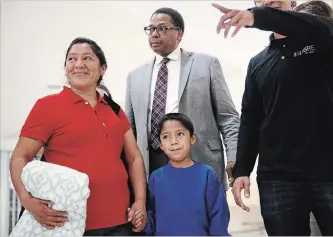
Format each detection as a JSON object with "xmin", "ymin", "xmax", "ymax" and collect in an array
[
  {"xmin": 158, "ymin": 113, "xmax": 194, "ymax": 140},
  {"xmin": 294, "ymin": 0, "xmax": 333, "ymax": 18}
]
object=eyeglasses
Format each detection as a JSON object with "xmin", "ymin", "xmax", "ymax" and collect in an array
[{"xmin": 144, "ymin": 25, "xmax": 180, "ymax": 35}]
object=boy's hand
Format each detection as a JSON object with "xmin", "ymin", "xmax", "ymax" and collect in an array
[
  {"xmin": 127, "ymin": 208, "xmax": 146, "ymax": 232},
  {"xmin": 133, "ymin": 210, "xmax": 146, "ymax": 232}
]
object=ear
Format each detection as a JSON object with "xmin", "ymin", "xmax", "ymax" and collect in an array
[
  {"xmin": 291, "ymin": 1, "xmax": 297, "ymax": 8},
  {"xmin": 253, "ymin": 0, "xmax": 260, "ymax": 7},
  {"xmin": 64, "ymin": 67, "xmax": 68, "ymax": 77},
  {"xmin": 190, "ymin": 133, "xmax": 197, "ymax": 145},
  {"xmin": 159, "ymin": 141, "xmax": 165, "ymax": 151},
  {"xmin": 100, "ymin": 64, "xmax": 107, "ymax": 76},
  {"xmin": 177, "ymin": 30, "xmax": 183, "ymax": 42}
]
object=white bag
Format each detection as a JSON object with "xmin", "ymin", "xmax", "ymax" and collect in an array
[{"xmin": 10, "ymin": 160, "xmax": 90, "ymax": 237}]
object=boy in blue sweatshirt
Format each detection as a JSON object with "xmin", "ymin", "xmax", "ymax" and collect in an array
[{"xmin": 141, "ymin": 113, "xmax": 230, "ymax": 236}]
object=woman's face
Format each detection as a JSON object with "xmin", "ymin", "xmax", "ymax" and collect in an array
[{"xmin": 65, "ymin": 43, "xmax": 106, "ymax": 90}]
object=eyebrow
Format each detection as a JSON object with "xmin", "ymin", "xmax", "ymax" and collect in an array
[
  {"xmin": 67, "ymin": 53, "xmax": 94, "ymax": 57},
  {"xmin": 161, "ymin": 129, "xmax": 186, "ymax": 135},
  {"xmin": 148, "ymin": 23, "xmax": 170, "ymax": 27}
]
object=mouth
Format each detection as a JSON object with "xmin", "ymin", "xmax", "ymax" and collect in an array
[
  {"xmin": 73, "ymin": 72, "xmax": 89, "ymax": 76},
  {"xmin": 150, "ymin": 42, "xmax": 161, "ymax": 47},
  {"xmin": 170, "ymin": 148, "xmax": 182, "ymax": 152},
  {"xmin": 268, "ymin": 2, "xmax": 282, "ymax": 8}
]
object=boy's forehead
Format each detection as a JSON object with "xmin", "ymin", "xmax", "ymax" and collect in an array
[{"xmin": 161, "ymin": 120, "xmax": 185, "ymax": 131}]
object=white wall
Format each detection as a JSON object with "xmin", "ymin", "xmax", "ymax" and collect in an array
[
  {"xmin": 7, "ymin": 0, "xmax": 333, "ymax": 207},
  {"xmin": 1, "ymin": 1, "xmax": 272, "ymax": 151}
]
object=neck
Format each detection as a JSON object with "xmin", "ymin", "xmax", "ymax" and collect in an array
[
  {"xmin": 170, "ymin": 157, "xmax": 194, "ymax": 168},
  {"xmin": 71, "ymin": 86, "xmax": 98, "ymax": 106},
  {"xmin": 160, "ymin": 44, "xmax": 179, "ymax": 58},
  {"xmin": 274, "ymin": 32, "xmax": 286, "ymax": 39}
]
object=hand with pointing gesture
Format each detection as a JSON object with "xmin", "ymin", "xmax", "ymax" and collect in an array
[{"xmin": 212, "ymin": 3, "xmax": 255, "ymax": 38}]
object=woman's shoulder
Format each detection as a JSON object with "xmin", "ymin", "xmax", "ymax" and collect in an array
[{"xmin": 35, "ymin": 91, "xmax": 66, "ymax": 107}]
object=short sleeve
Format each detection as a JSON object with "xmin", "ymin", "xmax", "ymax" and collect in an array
[
  {"xmin": 20, "ymin": 98, "xmax": 54, "ymax": 144},
  {"xmin": 118, "ymin": 108, "xmax": 131, "ymax": 134}
]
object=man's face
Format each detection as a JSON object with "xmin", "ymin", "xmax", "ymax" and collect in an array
[
  {"xmin": 255, "ymin": 0, "xmax": 293, "ymax": 11},
  {"xmin": 147, "ymin": 13, "xmax": 183, "ymax": 57}
]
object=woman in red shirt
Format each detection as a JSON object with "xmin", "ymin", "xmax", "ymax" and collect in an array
[{"xmin": 10, "ymin": 37, "xmax": 147, "ymax": 236}]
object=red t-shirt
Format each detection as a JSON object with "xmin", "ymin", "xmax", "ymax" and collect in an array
[{"xmin": 20, "ymin": 87, "xmax": 131, "ymax": 230}]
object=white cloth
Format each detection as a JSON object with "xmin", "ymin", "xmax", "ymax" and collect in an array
[{"xmin": 10, "ymin": 160, "xmax": 90, "ymax": 237}]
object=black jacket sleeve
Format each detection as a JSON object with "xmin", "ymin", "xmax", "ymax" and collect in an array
[
  {"xmin": 232, "ymin": 59, "xmax": 264, "ymax": 179},
  {"xmin": 249, "ymin": 6, "xmax": 333, "ymax": 46}
]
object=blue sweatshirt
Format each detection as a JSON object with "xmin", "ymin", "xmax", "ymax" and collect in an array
[{"xmin": 144, "ymin": 161, "xmax": 230, "ymax": 236}]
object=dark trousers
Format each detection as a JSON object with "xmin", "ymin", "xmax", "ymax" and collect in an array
[
  {"xmin": 258, "ymin": 180, "xmax": 333, "ymax": 236},
  {"xmin": 149, "ymin": 146, "xmax": 169, "ymax": 175},
  {"xmin": 83, "ymin": 222, "xmax": 132, "ymax": 236}
]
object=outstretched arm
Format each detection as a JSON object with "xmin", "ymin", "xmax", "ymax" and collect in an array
[{"xmin": 213, "ymin": 3, "xmax": 333, "ymax": 45}]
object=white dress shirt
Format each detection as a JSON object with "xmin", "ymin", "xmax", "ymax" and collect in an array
[{"xmin": 148, "ymin": 47, "xmax": 181, "ymax": 134}]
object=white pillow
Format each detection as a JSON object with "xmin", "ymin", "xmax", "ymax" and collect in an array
[{"xmin": 10, "ymin": 160, "xmax": 90, "ymax": 237}]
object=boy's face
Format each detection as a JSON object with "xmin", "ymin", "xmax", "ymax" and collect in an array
[{"xmin": 159, "ymin": 120, "xmax": 196, "ymax": 163}]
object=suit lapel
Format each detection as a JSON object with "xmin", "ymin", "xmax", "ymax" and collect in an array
[
  {"xmin": 142, "ymin": 58, "xmax": 155, "ymax": 124},
  {"xmin": 179, "ymin": 49, "xmax": 194, "ymax": 100}
]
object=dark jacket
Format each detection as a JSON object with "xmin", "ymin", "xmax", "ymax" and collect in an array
[{"xmin": 233, "ymin": 7, "xmax": 333, "ymax": 182}]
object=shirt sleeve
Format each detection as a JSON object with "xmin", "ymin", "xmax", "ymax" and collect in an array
[
  {"xmin": 250, "ymin": 6, "xmax": 333, "ymax": 46},
  {"xmin": 20, "ymin": 98, "xmax": 54, "ymax": 144},
  {"xmin": 144, "ymin": 174, "xmax": 156, "ymax": 234},
  {"xmin": 206, "ymin": 169, "xmax": 231, "ymax": 236},
  {"xmin": 118, "ymin": 108, "xmax": 132, "ymax": 134},
  {"xmin": 232, "ymin": 59, "xmax": 263, "ymax": 179}
]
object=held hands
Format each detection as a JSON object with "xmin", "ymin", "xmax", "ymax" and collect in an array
[
  {"xmin": 127, "ymin": 200, "xmax": 147, "ymax": 232},
  {"xmin": 212, "ymin": 3, "xmax": 255, "ymax": 38},
  {"xmin": 21, "ymin": 195, "xmax": 68, "ymax": 230},
  {"xmin": 231, "ymin": 176, "xmax": 251, "ymax": 212}
]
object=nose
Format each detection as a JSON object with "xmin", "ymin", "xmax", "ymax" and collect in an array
[
  {"xmin": 75, "ymin": 59, "xmax": 84, "ymax": 68},
  {"xmin": 151, "ymin": 29, "xmax": 159, "ymax": 38},
  {"xmin": 263, "ymin": 0, "xmax": 276, "ymax": 6},
  {"xmin": 170, "ymin": 136, "xmax": 179, "ymax": 145}
]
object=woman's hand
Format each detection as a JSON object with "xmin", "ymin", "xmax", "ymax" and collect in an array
[
  {"xmin": 127, "ymin": 200, "xmax": 147, "ymax": 232},
  {"xmin": 22, "ymin": 196, "xmax": 68, "ymax": 230}
]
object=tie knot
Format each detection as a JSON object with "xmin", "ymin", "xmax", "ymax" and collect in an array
[{"xmin": 162, "ymin": 57, "xmax": 170, "ymax": 64}]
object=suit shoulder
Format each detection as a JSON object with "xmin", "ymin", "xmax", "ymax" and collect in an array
[
  {"xmin": 192, "ymin": 52, "xmax": 218, "ymax": 62},
  {"xmin": 128, "ymin": 60, "xmax": 153, "ymax": 76}
]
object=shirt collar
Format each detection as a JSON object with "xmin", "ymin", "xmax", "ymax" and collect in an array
[
  {"xmin": 268, "ymin": 33, "xmax": 289, "ymax": 48},
  {"xmin": 154, "ymin": 47, "xmax": 181, "ymax": 66},
  {"xmin": 60, "ymin": 86, "xmax": 108, "ymax": 105}
]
